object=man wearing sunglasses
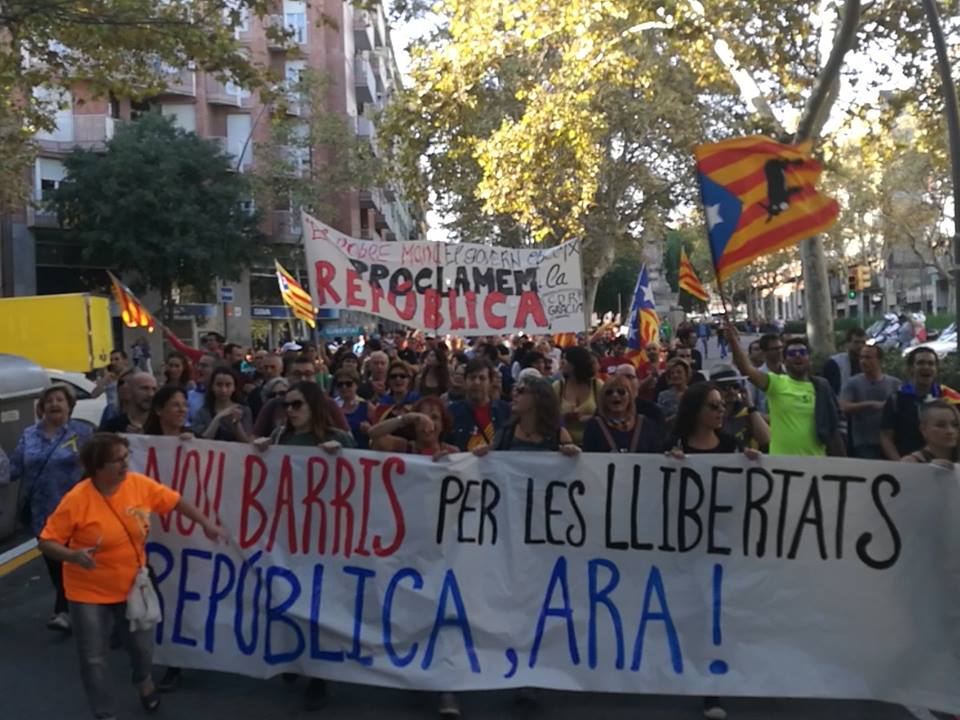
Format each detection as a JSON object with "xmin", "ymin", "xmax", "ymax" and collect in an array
[{"xmin": 726, "ymin": 325, "xmax": 842, "ymax": 456}]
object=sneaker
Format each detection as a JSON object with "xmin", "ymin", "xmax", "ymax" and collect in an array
[
  {"xmin": 303, "ymin": 678, "xmax": 327, "ymax": 712},
  {"xmin": 46, "ymin": 612, "xmax": 71, "ymax": 633},
  {"xmin": 438, "ymin": 692, "xmax": 461, "ymax": 718},
  {"xmin": 157, "ymin": 667, "xmax": 181, "ymax": 693},
  {"xmin": 703, "ymin": 696, "xmax": 727, "ymax": 720}
]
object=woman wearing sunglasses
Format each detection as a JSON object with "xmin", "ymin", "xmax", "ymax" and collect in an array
[
  {"xmin": 666, "ymin": 382, "xmax": 756, "ymax": 456},
  {"xmin": 254, "ymin": 382, "xmax": 356, "ymax": 452},
  {"xmin": 368, "ymin": 396, "xmax": 459, "ymax": 459},
  {"xmin": 372, "ymin": 360, "xmax": 421, "ymax": 423},
  {"xmin": 333, "ymin": 369, "xmax": 372, "ymax": 449},
  {"xmin": 582, "ymin": 375, "xmax": 662, "ymax": 453}
]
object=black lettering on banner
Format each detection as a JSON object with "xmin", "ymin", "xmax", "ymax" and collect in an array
[
  {"xmin": 389, "ymin": 267, "xmax": 414, "ymax": 296},
  {"xmin": 743, "ymin": 467, "xmax": 774, "ymax": 557},
  {"xmin": 659, "ymin": 466, "xmax": 677, "ymax": 552},
  {"xmin": 772, "ymin": 468, "xmax": 803, "ymax": 558},
  {"xmin": 524, "ymin": 478, "xmax": 545, "ymax": 545},
  {"xmin": 605, "ymin": 464, "xmax": 628, "ymax": 550},
  {"xmin": 787, "ymin": 475, "xmax": 828, "ymax": 561},
  {"xmin": 567, "ymin": 481, "xmax": 586, "ymax": 547},
  {"xmin": 370, "ymin": 264, "xmax": 390, "ymax": 288},
  {"xmin": 708, "ymin": 467, "xmax": 738, "ymax": 556},
  {"xmin": 678, "ymin": 467, "xmax": 704, "ymax": 552},
  {"xmin": 856, "ymin": 474, "xmax": 902, "ymax": 570},
  {"xmin": 630, "ymin": 465, "xmax": 653, "ymax": 551},
  {"xmin": 821, "ymin": 474, "xmax": 866, "ymax": 559},
  {"xmin": 472, "ymin": 267, "xmax": 495, "ymax": 294}
]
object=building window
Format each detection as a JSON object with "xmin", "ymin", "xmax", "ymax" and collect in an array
[{"xmin": 283, "ymin": 0, "xmax": 307, "ymax": 43}]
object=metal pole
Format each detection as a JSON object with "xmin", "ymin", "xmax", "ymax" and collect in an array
[{"xmin": 921, "ymin": 0, "xmax": 960, "ymax": 356}]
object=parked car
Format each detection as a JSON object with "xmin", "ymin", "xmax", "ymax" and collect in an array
[
  {"xmin": 45, "ymin": 369, "xmax": 106, "ymax": 429},
  {"xmin": 902, "ymin": 323, "xmax": 958, "ymax": 360}
]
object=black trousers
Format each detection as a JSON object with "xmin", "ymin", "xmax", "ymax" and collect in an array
[{"xmin": 42, "ymin": 554, "xmax": 69, "ymax": 615}]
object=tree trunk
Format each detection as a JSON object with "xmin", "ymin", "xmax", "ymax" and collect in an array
[
  {"xmin": 582, "ymin": 236, "xmax": 617, "ymax": 331},
  {"xmin": 793, "ymin": 0, "xmax": 861, "ymax": 356}
]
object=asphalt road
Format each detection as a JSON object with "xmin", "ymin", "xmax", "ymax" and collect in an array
[{"xmin": 0, "ymin": 554, "xmax": 928, "ymax": 720}]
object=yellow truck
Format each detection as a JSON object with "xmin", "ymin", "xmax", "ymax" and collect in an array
[{"xmin": 0, "ymin": 293, "xmax": 112, "ymax": 372}]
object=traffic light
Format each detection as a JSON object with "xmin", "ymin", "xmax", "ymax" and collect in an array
[
  {"xmin": 856, "ymin": 265, "xmax": 871, "ymax": 291},
  {"xmin": 847, "ymin": 269, "xmax": 857, "ymax": 299}
]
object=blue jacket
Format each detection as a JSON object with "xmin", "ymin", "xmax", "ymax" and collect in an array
[
  {"xmin": 10, "ymin": 420, "xmax": 92, "ymax": 535},
  {"xmin": 448, "ymin": 399, "xmax": 511, "ymax": 451}
]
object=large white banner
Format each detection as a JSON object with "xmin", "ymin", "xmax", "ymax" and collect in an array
[
  {"xmin": 129, "ymin": 436, "xmax": 960, "ymax": 712},
  {"xmin": 301, "ymin": 212, "xmax": 585, "ymax": 336}
]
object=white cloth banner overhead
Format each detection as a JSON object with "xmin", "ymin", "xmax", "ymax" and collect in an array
[
  {"xmin": 128, "ymin": 436, "xmax": 960, "ymax": 712},
  {"xmin": 301, "ymin": 211, "xmax": 585, "ymax": 336}
]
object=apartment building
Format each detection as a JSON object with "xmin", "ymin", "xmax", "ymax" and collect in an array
[{"xmin": 6, "ymin": 0, "xmax": 423, "ymax": 347}]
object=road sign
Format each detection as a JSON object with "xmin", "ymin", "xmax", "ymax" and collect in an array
[{"xmin": 219, "ymin": 286, "xmax": 235, "ymax": 303}]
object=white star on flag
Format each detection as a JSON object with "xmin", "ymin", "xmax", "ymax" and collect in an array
[{"xmin": 706, "ymin": 204, "xmax": 724, "ymax": 230}]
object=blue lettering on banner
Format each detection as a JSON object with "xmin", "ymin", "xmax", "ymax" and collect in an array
[
  {"xmin": 309, "ymin": 564, "xmax": 345, "ymax": 663},
  {"xmin": 234, "ymin": 551, "xmax": 263, "ymax": 657},
  {"xmin": 173, "ymin": 548, "xmax": 212, "ymax": 647},
  {"xmin": 529, "ymin": 556, "xmax": 580, "ymax": 668},
  {"xmin": 588, "ymin": 558, "xmax": 624, "ymax": 670},
  {"xmin": 382, "ymin": 568, "xmax": 423, "ymax": 668},
  {"xmin": 146, "ymin": 542, "xmax": 174, "ymax": 645},
  {"xmin": 421, "ymin": 569, "xmax": 481, "ymax": 673},
  {"xmin": 206, "ymin": 553, "xmax": 236, "ymax": 653},
  {"xmin": 265, "ymin": 567, "xmax": 304, "ymax": 665},
  {"xmin": 631, "ymin": 566, "xmax": 683, "ymax": 673},
  {"xmin": 344, "ymin": 566, "xmax": 376, "ymax": 666}
]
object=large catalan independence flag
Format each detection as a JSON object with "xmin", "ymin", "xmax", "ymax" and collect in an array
[
  {"xmin": 275, "ymin": 259, "xmax": 317, "ymax": 328},
  {"xmin": 108, "ymin": 272, "xmax": 155, "ymax": 332},
  {"xmin": 695, "ymin": 136, "xmax": 839, "ymax": 281},
  {"xmin": 626, "ymin": 265, "xmax": 659, "ymax": 352}
]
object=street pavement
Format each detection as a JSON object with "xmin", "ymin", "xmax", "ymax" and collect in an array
[{"xmin": 0, "ymin": 333, "xmax": 936, "ymax": 720}]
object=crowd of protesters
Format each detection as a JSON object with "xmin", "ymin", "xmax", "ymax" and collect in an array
[{"xmin": 2, "ymin": 321, "xmax": 958, "ymax": 720}]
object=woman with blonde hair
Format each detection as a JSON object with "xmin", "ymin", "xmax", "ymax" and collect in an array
[{"xmin": 582, "ymin": 375, "xmax": 662, "ymax": 453}]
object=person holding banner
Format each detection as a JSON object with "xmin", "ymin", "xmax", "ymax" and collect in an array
[
  {"xmin": 581, "ymin": 375, "xmax": 662, "ymax": 453},
  {"xmin": 553, "ymin": 346, "xmax": 602, "ymax": 446},
  {"xmin": 900, "ymin": 399, "xmax": 959, "ymax": 467},
  {"xmin": 479, "ymin": 374, "xmax": 579, "ymax": 454},
  {"xmin": 38, "ymin": 433, "xmax": 225, "ymax": 720},
  {"xmin": 143, "ymin": 387, "xmax": 194, "ymax": 439},
  {"xmin": 256, "ymin": 382, "xmax": 356, "ymax": 451},
  {"xmin": 191, "ymin": 368, "xmax": 254, "ymax": 443},
  {"xmin": 666, "ymin": 383, "xmax": 759, "ymax": 458}
]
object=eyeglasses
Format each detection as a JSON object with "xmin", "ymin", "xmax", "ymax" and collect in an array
[
  {"xmin": 389, "ymin": 374, "xmax": 409, "ymax": 381},
  {"xmin": 108, "ymin": 453, "xmax": 130, "ymax": 466},
  {"xmin": 706, "ymin": 402, "xmax": 726, "ymax": 412},
  {"xmin": 336, "ymin": 380, "xmax": 355, "ymax": 388},
  {"xmin": 785, "ymin": 347, "xmax": 809, "ymax": 358},
  {"xmin": 283, "ymin": 399, "xmax": 305, "ymax": 410},
  {"xmin": 604, "ymin": 388, "xmax": 628, "ymax": 397}
]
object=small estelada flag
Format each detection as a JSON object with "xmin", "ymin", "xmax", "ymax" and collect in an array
[
  {"xmin": 107, "ymin": 272, "xmax": 155, "ymax": 332},
  {"xmin": 678, "ymin": 248, "xmax": 710, "ymax": 302},
  {"xmin": 275, "ymin": 259, "xmax": 317, "ymax": 328},
  {"xmin": 695, "ymin": 136, "xmax": 839, "ymax": 281}
]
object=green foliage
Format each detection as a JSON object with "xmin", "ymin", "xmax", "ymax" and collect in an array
[
  {"xmin": 0, "ymin": 0, "xmax": 276, "ymax": 205},
  {"xmin": 253, "ymin": 69, "xmax": 380, "ymax": 225},
  {"xmin": 593, "ymin": 252, "xmax": 642, "ymax": 316},
  {"xmin": 52, "ymin": 113, "xmax": 264, "ymax": 321}
]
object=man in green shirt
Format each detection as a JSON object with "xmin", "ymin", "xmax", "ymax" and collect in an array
[{"xmin": 726, "ymin": 325, "xmax": 843, "ymax": 456}]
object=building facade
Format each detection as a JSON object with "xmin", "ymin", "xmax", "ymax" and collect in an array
[{"xmin": 6, "ymin": 0, "xmax": 422, "ymax": 349}]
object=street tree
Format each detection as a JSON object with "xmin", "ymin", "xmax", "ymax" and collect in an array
[
  {"xmin": 51, "ymin": 113, "xmax": 264, "ymax": 323},
  {"xmin": 0, "ymin": 0, "xmax": 278, "ymax": 205}
]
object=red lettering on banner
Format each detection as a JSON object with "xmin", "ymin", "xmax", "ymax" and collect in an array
[
  {"xmin": 514, "ymin": 290, "xmax": 548, "ymax": 329},
  {"xmin": 346, "ymin": 269, "xmax": 364, "ymax": 308},
  {"xmin": 374, "ymin": 455, "xmax": 407, "ymax": 557},
  {"xmin": 332, "ymin": 457, "xmax": 357, "ymax": 557},
  {"xmin": 483, "ymin": 292, "xmax": 507, "ymax": 330},
  {"xmin": 354, "ymin": 458, "xmax": 380, "ymax": 557},
  {"xmin": 388, "ymin": 290, "xmax": 417, "ymax": 321},
  {"xmin": 370, "ymin": 283, "xmax": 385, "ymax": 314},
  {"xmin": 302, "ymin": 457, "xmax": 329, "ymax": 554},
  {"xmin": 240, "ymin": 454, "xmax": 268, "ymax": 548},
  {"xmin": 177, "ymin": 450, "xmax": 209, "ymax": 536},
  {"xmin": 423, "ymin": 289, "xmax": 443, "ymax": 330},
  {"xmin": 315, "ymin": 261, "xmax": 341, "ymax": 304},
  {"xmin": 447, "ymin": 290, "xmax": 465, "ymax": 331},
  {"xmin": 267, "ymin": 455, "xmax": 298, "ymax": 553},
  {"xmin": 465, "ymin": 292, "xmax": 479, "ymax": 329}
]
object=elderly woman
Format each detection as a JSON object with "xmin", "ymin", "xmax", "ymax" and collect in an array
[
  {"xmin": 372, "ymin": 360, "xmax": 421, "ymax": 423},
  {"xmin": 656, "ymin": 357, "xmax": 692, "ymax": 426},
  {"xmin": 38, "ymin": 433, "xmax": 223, "ymax": 719},
  {"xmin": 11, "ymin": 384, "xmax": 93, "ymax": 632},
  {"xmin": 582, "ymin": 375, "xmax": 662, "ymax": 453},
  {"xmin": 369, "ymin": 396, "xmax": 459, "ymax": 458}
]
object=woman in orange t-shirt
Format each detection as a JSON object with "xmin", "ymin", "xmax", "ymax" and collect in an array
[{"xmin": 39, "ymin": 433, "xmax": 224, "ymax": 719}]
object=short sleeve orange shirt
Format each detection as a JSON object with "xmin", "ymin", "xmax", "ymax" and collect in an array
[{"xmin": 41, "ymin": 471, "xmax": 180, "ymax": 604}]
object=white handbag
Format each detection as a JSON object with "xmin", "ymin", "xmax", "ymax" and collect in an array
[{"xmin": 126, "ymin": 566, "xmax": 162, "ymax": 632}]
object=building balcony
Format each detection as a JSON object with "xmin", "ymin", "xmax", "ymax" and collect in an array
[
  {"xmin": 359, "ymin": 189, "xmax": 382, "ymax": 210},
  {"xmin": 265, "ymin": 15, "xmax": 287, "ymax": 51},
  {"xmin": 354, "ymin": 56, "xmax": 376, "ymax": 105},
  {"xmin": 353, "ymin": 10, "xmax": 375, "ymax": 51},
  {"xmin": 209, "ymin": 136, "xmax": 254, "ymax": 171},
  {"xmin": 272, "ymin": 210, "xmax": 302, "ymax": 243},
  {"xmin": 36, "ymin": 114, "xmax": 115, "ymax": 153},
  {"xmin": 26, "ymin": 205, "xmax": 61, "ymax": 228},
  {"xmin": 204, "ymin": 75, "xmax": 252, "ymax": 107},
  {"xmin": 372, "ymin": 6, "xmax": 386, "ymax": 48},
  {"xmin": 163, "ymin": 69, "xmax": 196, "ymax": 96}
]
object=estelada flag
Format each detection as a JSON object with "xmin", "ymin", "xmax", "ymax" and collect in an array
[
  {"xmin": 553, "ymin": 333, "xmax": 578, "ymax": 348},
  {"xmin": 275, "ymin": 259, "xmax": 317, "ymax": 328},
  {"xmin": 107, "ymin": 272, "xmax": 155, "ymax": 332},
  {"xmin": 678, "ymin": 248, "xmax": 710, "ymax": 302},
  {"xmin": 695, "ymin": 136, "xmax": 839, "ymax": 281}
]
